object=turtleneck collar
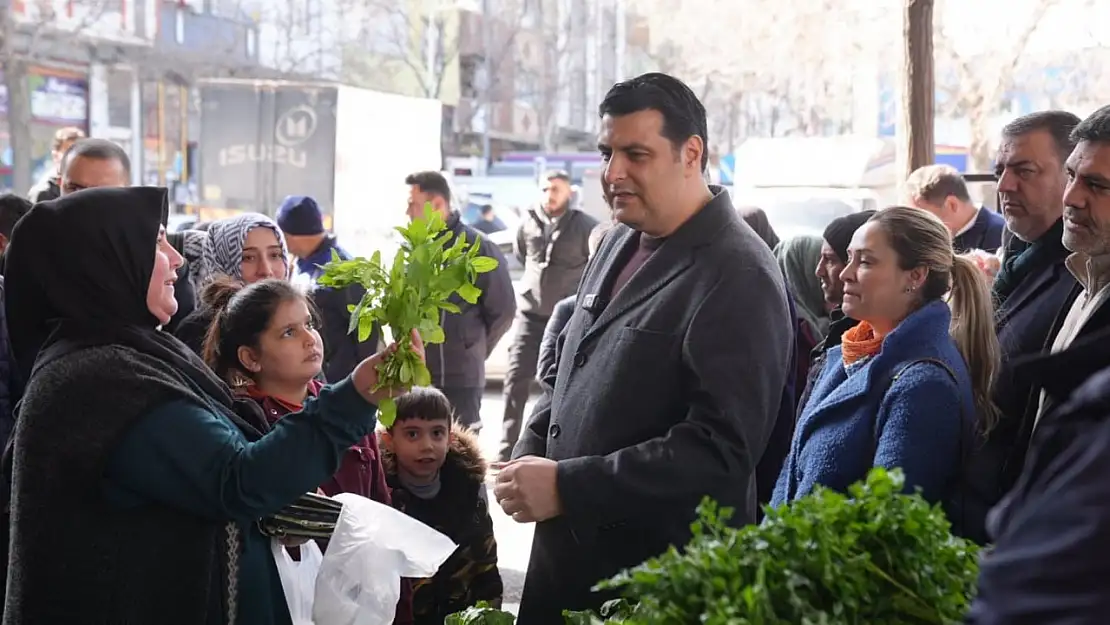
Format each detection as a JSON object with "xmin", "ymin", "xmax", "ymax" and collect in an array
[
  {"xmin": 1065, "ymin": 251, "xmax": 1110, "ymax": 295},
  {"xmin": 398, "ymin": 468, "xmax": 442, "ymax": 499}
]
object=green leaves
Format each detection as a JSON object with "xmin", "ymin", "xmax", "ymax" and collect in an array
[
  {"xmin": 584, "ymin": 468, "xmax": 981, "ymax": 624},
  {"xmin": 319, "ymin": 203, "xmax": 499, "ymax": 428},
  {"xmin": 444, "ymin": 601, "xmax": 516, "ymax": 625}
]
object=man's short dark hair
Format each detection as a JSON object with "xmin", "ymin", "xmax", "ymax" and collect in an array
[
  {"xmin": 479, "ymin": 204, "xmax": 494, "ymax": 216},
  {"xmin": 598, "ymin": 72, "xmax": 709, "ymax": 171},
  {"xmin": 61, "ymin": 138, "xmax": 132, "ymax": 176},
  {"xmin": 0, "ymin": 194, "xmax": 32, "ymax": 237},
  {"xmin": 1070, "ymin": 105, "xmax": 1110, "ymax": 148},
  {"xmin": 1001, "ymin": 110, "xmax": 1081, "ymax": 165},
  {"xmin": 904, "ymin": 164, "xmax": 971, "ymax": 205},
  {"xmin": 404, "ymin": 170, "xmax": 452, "ymax": 203}
]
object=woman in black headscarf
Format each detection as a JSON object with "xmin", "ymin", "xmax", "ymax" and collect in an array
[{"xmin": 2, "ymin": 186, "xmax": 419, "ymax": 625}]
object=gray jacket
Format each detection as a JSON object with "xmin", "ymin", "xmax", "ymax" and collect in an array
[
  {"xmin": 428, "ymin": 213, "xmax": 516, "ymax": 389},
  {"xmin": 512, "ymin": 189, "xmax": 793, "ymax": 622},
  {"xmin": 515, "ymin": 206, "xmax": 598, "ymax": 318}
]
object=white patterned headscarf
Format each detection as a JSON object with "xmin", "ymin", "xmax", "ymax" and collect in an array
[{"xmin": 199, "ymin": 213, "xmax": 289, "ymax": 283}]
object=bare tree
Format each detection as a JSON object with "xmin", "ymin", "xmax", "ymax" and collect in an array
[
  {"xmin": 1, "ymin": 0, "xmax": 117, "ymax": 194},
  {"xmin": 933, "ymin": 0, "xmax": 1063, "ymax": 172},
  {"xmin": 628, "ymin": 0, "xmax": 881, "ymax": 146},
  {"xmin": 249, "ymin": 0, "xmax": 347, "ymax": 78}
]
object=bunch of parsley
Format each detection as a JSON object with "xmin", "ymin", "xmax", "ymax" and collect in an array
[
  {"xmin": 591, "ymin": 468, "xmax": 981, "ymax": 624},
  {"xmin": 319, "ymin": 204, "xmax": 498, "ymax": 426}
]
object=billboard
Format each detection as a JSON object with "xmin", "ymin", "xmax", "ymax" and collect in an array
[{"xmin": 198, "ymin": 82, "xmax": 337, "ymax": 215}]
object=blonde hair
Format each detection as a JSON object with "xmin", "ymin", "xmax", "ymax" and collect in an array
[{"xmin": 869, "ymin": 206, "xmax": 1000, "ymax": 431}]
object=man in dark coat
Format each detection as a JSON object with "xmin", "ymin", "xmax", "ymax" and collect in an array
[
  {"xmin": 276, "ymin": 194, "xmax": 380, "ymax": 382},
  {"xmin": 493, "ymin": 73, "xmax": 793, "ymax": 624},
  {"xmin": 965, "ymin": 110, "xmax": 1081, "ymax": 514},
  {"xmin": 405, "ymin": 171, "xmax": 516, "ymax": 429},
  {"xmin": 498, "ymin": 170, "xmax": 598, "ymax": 461},
  {"xmin": 904, "ymin": 164, "xmax": 1005, "ymax": 253}
]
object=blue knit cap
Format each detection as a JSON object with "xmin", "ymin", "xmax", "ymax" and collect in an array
[{"xmin": 276, "ymin": 195, "xmax": 324, "ymax": 236}]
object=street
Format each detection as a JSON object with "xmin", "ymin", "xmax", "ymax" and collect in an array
[{"xmin": 475, "ymin": 388, "xmax": 537, "ymax": 615}]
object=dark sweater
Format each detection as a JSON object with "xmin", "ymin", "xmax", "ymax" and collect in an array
[{"xmin": 4, "ymin": 344, "xmax": 376, "ymax": 625}]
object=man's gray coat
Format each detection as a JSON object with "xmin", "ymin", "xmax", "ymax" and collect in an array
[{"xmin": 511, "ymin": 188, "xmax": 794, "ymax": 623}]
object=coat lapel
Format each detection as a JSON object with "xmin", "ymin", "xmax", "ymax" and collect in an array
[
  {"xmin": 576, "ymin": 188, "xmax": 739, "ymax": 345},
  {"xmin": 806, "ymin": 357, "xmax": 876, "ymax": 418},
  {"xmin": 580, "ymin": 237, "xmax": 694, "ymax": 344},
  {"xmin": 996, "ymin": 262, "xmax": 1069, "ymax": 329}
]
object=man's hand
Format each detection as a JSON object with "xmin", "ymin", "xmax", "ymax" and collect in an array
[{"xmin": 492, "ymin": 456, "xmax": 563, "ymax": 524}]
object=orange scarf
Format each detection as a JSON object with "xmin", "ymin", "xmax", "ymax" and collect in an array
[{"xmin": 841, "ymin": 321, "xmax": 884, "ymax": 366}]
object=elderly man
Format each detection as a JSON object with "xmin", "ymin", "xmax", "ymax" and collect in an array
[{"xmin": 494, "ymin": 73, "xmax": 793, "ymax": 623}]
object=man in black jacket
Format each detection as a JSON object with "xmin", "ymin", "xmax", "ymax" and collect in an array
[
  {"xmin": 498, "ymin": 170, "xmax": 598, "ymax": 461},
  {"xmin": 405, "ymin": 171, "xmax": 516, "ymax": 430},
  {"xmin": 966, "ymin": 110, "xmax": 1081, "ymax": 514}
]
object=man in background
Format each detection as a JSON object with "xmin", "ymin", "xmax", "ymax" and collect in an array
[
  {"xmin": 27, "ymin": 126, "xmax": 85, "ymax": 203},
  {"xmin": 276, "ymin": 195, "xmax": 381, "ymax": 382},
  {"xmin": 904, "ymin": 163, "xmax": 1005, "ymax": 253},
  {"xmin": 58, "ymin": 139, "xmax": 131, "ymax": 195},
  {"xmin": 406, "ymin": 171, "xmax": 516, "ymax": 429},
  {"xmin": 499, "ymin": 170, "xmax": 597, "ymax": 462},
  {"xmin": 473, "ymin": 204, "xmax": 503, "ymax": 235}
]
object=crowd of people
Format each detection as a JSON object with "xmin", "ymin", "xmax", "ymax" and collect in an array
[{"xmin": 0, "ymin": 71, "xmax": 1105, "ymax": 624}]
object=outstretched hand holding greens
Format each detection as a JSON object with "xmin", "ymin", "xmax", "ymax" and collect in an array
[{"xmin": 319, "ymin": 204, "xmax": 499, "ymax": 426}]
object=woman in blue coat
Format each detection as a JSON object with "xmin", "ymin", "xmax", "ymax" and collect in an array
[{"xmin": 773, "ymin": 206, "xmax": 999, "ymax": 541}]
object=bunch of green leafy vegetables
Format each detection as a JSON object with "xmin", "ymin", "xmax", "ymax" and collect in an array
[
  {"xmin": 446, "ymin": 468, "xmax": 980, "ymax": 624},
  {"xmin": 444, "ymin": 601, "xmax": 516, "ymax": 625},
  {"xmin": 590, "ymin": 467, "xmax": 981, "ymax": 624},
  {"xmin": 318, "ymin": 204, "xmax": 498, "ymax": 426}
]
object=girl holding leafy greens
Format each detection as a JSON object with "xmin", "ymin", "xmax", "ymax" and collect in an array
[
  {"xmin": 2, "ymin": 186, "xmax": 423, "ymax": 625},
  {"xmin": 201, "ymin": 276, "xmax": 414, "ymax": 624},
  {"xmin": 772, "ymin": 206, "xmax": 998, "ymax": 543}
]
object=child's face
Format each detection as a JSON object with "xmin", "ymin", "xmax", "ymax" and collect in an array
[
  {"xmin": 239, "ymin": 298, "xmax": 323, "ymax": 388},
  {"xmin": 389, "ymin": 418, "xmax": 451, "ymax": 484}
]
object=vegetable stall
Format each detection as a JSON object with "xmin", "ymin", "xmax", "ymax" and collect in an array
[{"xmin": 448, "ymin": 469, "xmax": 981, "ymax": 624}]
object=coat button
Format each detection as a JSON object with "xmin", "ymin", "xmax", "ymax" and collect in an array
[
  {"xmin": 573, "ymin": 352, "xmax": 587, "ymax": 367},
  {"xmin": 549, "ymin": 424, "xmax": 561, "ymax": 438}
]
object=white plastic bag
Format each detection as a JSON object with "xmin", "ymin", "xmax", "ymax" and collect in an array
[
  {"xmin": 313, "ymin": 493, "xmax": 458, "ymax": 625},
  {"xmin": 272, "ymin": 540, "xmax": 324, "ymax": 625}
]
